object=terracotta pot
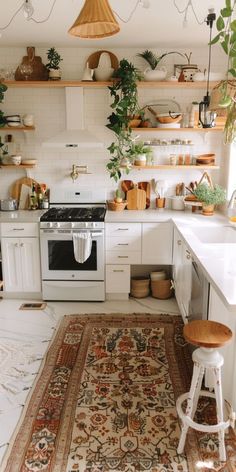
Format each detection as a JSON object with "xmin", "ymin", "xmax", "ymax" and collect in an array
[{"xmin": 202, "ymin": 203, "xmax": 215, "ymax": 216}]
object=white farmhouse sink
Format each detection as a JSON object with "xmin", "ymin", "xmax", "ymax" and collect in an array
[{"xmin": 193, "ymin": 226, "xmax": 236, "ymax": 244}]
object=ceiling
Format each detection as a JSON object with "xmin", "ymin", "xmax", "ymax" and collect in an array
[{"xmin": 0, "ymin": 0, "xmax": 225, "ymax": 48}]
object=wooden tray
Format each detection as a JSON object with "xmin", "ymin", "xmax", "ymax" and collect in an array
[{"xmin": 87, "ymin": 50, "xmax": 119, "ymax": 70}]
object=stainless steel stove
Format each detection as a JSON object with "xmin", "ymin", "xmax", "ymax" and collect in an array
[{"xmin": 40, "ymin": 187, "xmax": 106, "ymax": 301}]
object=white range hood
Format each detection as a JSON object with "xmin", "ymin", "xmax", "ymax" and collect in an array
[{"xmin": 42, "ymin": 87, "xmax": 103, "ymax": 149}]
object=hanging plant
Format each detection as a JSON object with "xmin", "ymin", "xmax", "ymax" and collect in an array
[
  {"xmin": 106, "ymin": 59, "xmax": 142, "ymax": 182},
  {"xmin": 210, "ymin": 0, "xmax": 236, "ymax": 143},
  {"xmin": 0, "ymin": 81, "xmax": 7, "ymax": 128}
]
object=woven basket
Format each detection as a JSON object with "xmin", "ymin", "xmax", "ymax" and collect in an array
[
  {"xmin": 151, "ymin": 279, "xmax": 173, "ymax": 299},
  {"xmin": 107, "ymin": 200, "xmax": 127, "ymax": 211},
  {"xmin": 131, "ymin": 277, "xmax": 150, "ymax": 298}
]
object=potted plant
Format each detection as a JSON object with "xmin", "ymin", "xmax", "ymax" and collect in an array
[
  {"xmin": 131, "ymin": 141, "xmax": 153, "ymax": 166},
  {"xmin": 106, "ymin": 59, "xmax": 142, "ymax": 182},
  {"xmin": 193, "ymin": 183, "xmax": 226, "ymax": 215},
  {"xmin": 46, "ymin": 47, "xmax": 63, "ymax": 80},
  {"xmin": 0, "ymin": 82, "xmax": 7, "ymax": 128},
  {"xmin": 137, "ymin": 49, "xmax": 187, "ymax": 81},
  {"xmin": 210, "ymin": 0, "xmax": 236, "ymax": 143}
]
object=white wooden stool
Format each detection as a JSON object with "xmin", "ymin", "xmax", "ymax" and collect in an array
[{"xmin": 176, "ymin": 320, "xmax": 234, "ymax": 462}]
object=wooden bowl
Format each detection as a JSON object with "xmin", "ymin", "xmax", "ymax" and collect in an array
[
  {"xmin": 196, "ymin": 153, "xmax": 215, "ymax": 165},
  {"xmin": 128, "ymin": 119, "xmax": 141, "ymax": 128},
  {"xmin": 156, "ymin": 114, "xmax": 182, "ymax": 124},
  {"xmin": 107, "ymin": 200, "xmax": 127, "ymax": 211}
]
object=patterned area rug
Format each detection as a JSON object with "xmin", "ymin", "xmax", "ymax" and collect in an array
[{"xmin": 2, "ymin": 313, "xmax": 236, "ymax": 472}]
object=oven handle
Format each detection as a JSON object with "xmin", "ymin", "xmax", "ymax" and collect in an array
[{"xmin": 40, "ymin": 229, "xmax": 104, "ymax": 237}]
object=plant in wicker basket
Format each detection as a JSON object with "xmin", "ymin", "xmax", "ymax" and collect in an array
[{"xmin": 210, "ymin": 0, "xmax": 236, "ymax": 142}]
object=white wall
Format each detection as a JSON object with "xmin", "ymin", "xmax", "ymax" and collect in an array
[{"xmin": 0, "ymin": 46, "xmax": 228, "ymax": 206}]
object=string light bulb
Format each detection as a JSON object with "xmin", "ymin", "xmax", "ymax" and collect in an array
[{"xmin": 23, "ymin": 0, "xmax": 34, "ymax": 19}]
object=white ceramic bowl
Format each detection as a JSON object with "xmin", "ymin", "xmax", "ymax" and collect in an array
[
  {"xmin": 150, "ymin": 271, "xmax": 166, "ymax": 281},
  {"xmin": 169, "ymin": 196, "xmax": 185, "ymax": 211}
]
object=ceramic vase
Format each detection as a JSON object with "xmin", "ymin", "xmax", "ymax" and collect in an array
[{"xmin": 94, "ymin": 53, "xmax": 114, "ymax": 81}]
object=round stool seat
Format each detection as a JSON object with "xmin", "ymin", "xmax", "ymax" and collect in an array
[{"xmin": 183, "ymin": 320, "xmax": 232, "ymax": 348}]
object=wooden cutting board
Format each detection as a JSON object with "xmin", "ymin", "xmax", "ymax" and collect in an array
[
  {"xmin": 10, "ymin": 177, "xmax": 38, "ymax": 209},
  {"xmin": 138, "ymin": 181, "xmax": 151, "ymax": 208},
  {"xmin": 127, "ymin": 186, "xmax": 146, "ymax": 210}
]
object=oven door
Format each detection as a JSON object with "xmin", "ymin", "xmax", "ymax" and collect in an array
[{"xmin": 40, "ymin": 229, "xmax": 104, "ymax": 281}]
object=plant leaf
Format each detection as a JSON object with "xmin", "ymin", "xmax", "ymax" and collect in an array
[
  {"xmin": 221, "ymin": 7, "xmax": 232, "ymax": 17},
  {"xmin": 228, "ymin": 68, "xmax": 236, "ymax": 76},
  {"xmin": 230, "ymin": 20, "xmax": 236, "ymax": 32},
  {"xmin": 210, "ymin": 32, "xmax": 222, "ymax": 44},
  {"xmin": 217, "ymin": 16, "xmax": 225, "ymax": 30},
  {"xmin": 226, "ymin": 0, "xmax": 231, "ymax": 9}
]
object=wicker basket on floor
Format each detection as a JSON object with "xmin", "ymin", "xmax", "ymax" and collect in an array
[
  {"xmin": 151, "ymin": 279, "xmax": 173, "ymax": 299},
  {"xmin": 131, "ymin": 277, "xmax": 150, "ymax": 298}
]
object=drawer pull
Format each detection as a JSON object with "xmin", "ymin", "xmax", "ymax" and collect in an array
[
  {"xmin": 117, "ymin": 243, "xmax": 128, "ymax": 246},
  {"xmin": 117, "ymin": 228, "xmax": 129, "ymax": 231},
  {"xmin": 113, "ymin": 269, "xmax": 124, "ymax": 273},
  {"xmin": 12, "ymin": 228, "xmax": 25, "ymax": 231},
  {"xmin": 118, "ymin": 256, "xmax": 129, "ymax": 258}
]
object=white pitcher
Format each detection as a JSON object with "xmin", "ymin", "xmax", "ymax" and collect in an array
[
  {"xmin": 94, "ymin": 53, "xmax": 114, "ymax": 81},
  {"xmin": 82, "ymin": 63, "xmax": 94, "ymax": 81}
]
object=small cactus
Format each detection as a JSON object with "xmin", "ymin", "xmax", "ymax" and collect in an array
[{"xmin": 115, "ymin": 188, "xmax": 122, "ymax": 203}]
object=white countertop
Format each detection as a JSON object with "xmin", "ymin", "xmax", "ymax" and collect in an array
[
  {"xmin": 106, "ymin": 209, "xmax": 236, "ymax": 311},
  {"xmin": 0, "ymin": 210, "xmax": 44, "ymax": 222}
]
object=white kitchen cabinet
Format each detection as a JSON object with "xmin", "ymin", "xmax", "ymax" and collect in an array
[
  {"xmin": 105, "ymin": 223, "xmax": 141, "ymax": 298},
  {"xmin": 1, "ymin": 237, "xmax": 41, "ymax": 292},
  {"xmin": 142, "ymin": 222, "xmax": 173, "ymax": 264},
  {"xmin": 172, "ymin": 227, "xmax": 192, "ymax": 322},
  {"xmin": 106, "ymin": 265, "xmax": 130, "ymax": 294},
  {"xmin": 208, "ymin": 286, "xmax": 236, "ymax": 410}
]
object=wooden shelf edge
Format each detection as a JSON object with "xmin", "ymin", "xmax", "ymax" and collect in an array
[
  {"xmin": 132, "ymin": 127, "xmax": 224, "ymax": 132},
  {"xmin": 0, "ymin": 126, "xmax": 35, "ymax": 131},
  {"xmin": 0, "ymin": 164, "xmax": 35, "ymax": 169},
  {"xmin": 3, "ymin": 80, "xmax": 222, "ymax": 89},
  {"xmin": 132, "ymin": 165, "xmax": 220, "ymax": 170}
]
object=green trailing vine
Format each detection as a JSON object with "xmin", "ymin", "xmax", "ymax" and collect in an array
[
  {"xmin": 0, "ymin": 81, "xmax": 7, "ymax": 128},
  {"xmin": 210, "ymin": 0, "xmax": 236, "ymax": 142},
  {"xmin": 106, "ymin": 59, "xmax": 142, "ymax": 182}
]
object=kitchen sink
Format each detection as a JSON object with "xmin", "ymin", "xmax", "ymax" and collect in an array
[{"xmin": 192, "ymin": 226, "xmax": 236, "ymax": 244}]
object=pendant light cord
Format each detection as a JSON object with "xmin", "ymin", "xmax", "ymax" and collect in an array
[
  {"xmin": 113, "ymin": 0, "xmax": 148, "ymax": 23},
  {"xmin": 0, "ymin": 0, "xmax": 58, "ymax": 32},
  {"xmin": 173, "ymin": 0, "xmax": 205, "ymax": 26}
]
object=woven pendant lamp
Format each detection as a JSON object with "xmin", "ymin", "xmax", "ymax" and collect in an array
[{"xmin": 68, "ymin": 0, "xmax": 120, "ymax": 39}]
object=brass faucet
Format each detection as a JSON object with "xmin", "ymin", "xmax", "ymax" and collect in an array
[{"xmin": 70, "ymin": 164, "xmax": 89, "ymax": 182}]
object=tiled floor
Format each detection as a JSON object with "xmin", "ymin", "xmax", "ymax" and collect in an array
[{"xmin": 0, "ymin": 296, "xmax": 179, "ymax": 467}]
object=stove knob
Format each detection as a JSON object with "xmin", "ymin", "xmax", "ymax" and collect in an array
[
  {"xmin": 53, "ymin": 222, "xmax": 59, "ymax": 228},
  {"xmin": 47, "ymin": 222, "xmax": 52, "ymax": 228},
  {"xmin": 71, "ymin": 222, "xmax": 74, "ymax": 229}
]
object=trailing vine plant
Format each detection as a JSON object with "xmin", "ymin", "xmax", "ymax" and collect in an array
[
  {"xmin": 210, "ymin": 0, "xmax": 236, "ymax": 142},
  {"xmin": 106, "ymin": 59, "xmax": 142, "ymax": 182},
  {"xmin": 0, "ymin": 82, "xmax": 7, "ymax": 128}
]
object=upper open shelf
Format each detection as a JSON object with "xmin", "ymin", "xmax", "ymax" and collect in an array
[{"xmin": 4, "ymin": 80, "xmax": 221, "ymax": 89}]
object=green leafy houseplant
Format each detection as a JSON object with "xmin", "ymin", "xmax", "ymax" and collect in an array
[
  {"xmin": 0, "ymin": 82, "xmax": 7, "ymax": 128},
  {"xmin": 193, "ymin": 183, "xmax": 226, "ymax": 206},
  {"xmin": 210, "ymin": 0, "xmax": 236, "ymax": 142},
  {"xmin": 46, "ymin": 47, "xmax": 63, "ymax": 70},
  {"xmin": 106, "ymin": 59, "xmax": 142, "ymax": 181},
  {"xmin": 137, "ymin": 50, "xmax": 187, "ymax": 70}
]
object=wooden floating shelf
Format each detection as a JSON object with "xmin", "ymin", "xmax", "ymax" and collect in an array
[
  {"xmin": 0, "ymin": 126, "xmax": 35, "ymax": 131},
  {"xmin": 132, "ymin": 165, "xmax": 220, "ymax": 170},
  {"xmin": 3, "ymin": 80, "xmax": 221, "ymax": 89},
  {"xmin": 0, "ymin": 164, "xmax": 35, "ymax": 169},
  {"xmin": 132, "ymin": 127, "xmax": 224, "ymax": 132}
]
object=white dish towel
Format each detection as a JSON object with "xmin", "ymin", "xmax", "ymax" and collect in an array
[{"xmin": 73, "ymin": 232, "xmax": 92, "ymax": 264}]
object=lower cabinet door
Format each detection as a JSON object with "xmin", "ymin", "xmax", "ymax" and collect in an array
[
  {"xmin": 106, "ymin": 264, "xmax": 130, "ymax": 293},
  {"xmin": 142, "ymin": 222, "xmax": 173, "ymax": 264},
  {"xmin": 2, "ymin": 237, "xmax": 41, "ymax": 292},
  {"xmin": 1, "ymin": 238, "xmax": 22, "ymax": 292},
  {"xmin": 20, "ymin": 238, "xmax": 41, "ymax": 292}
]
